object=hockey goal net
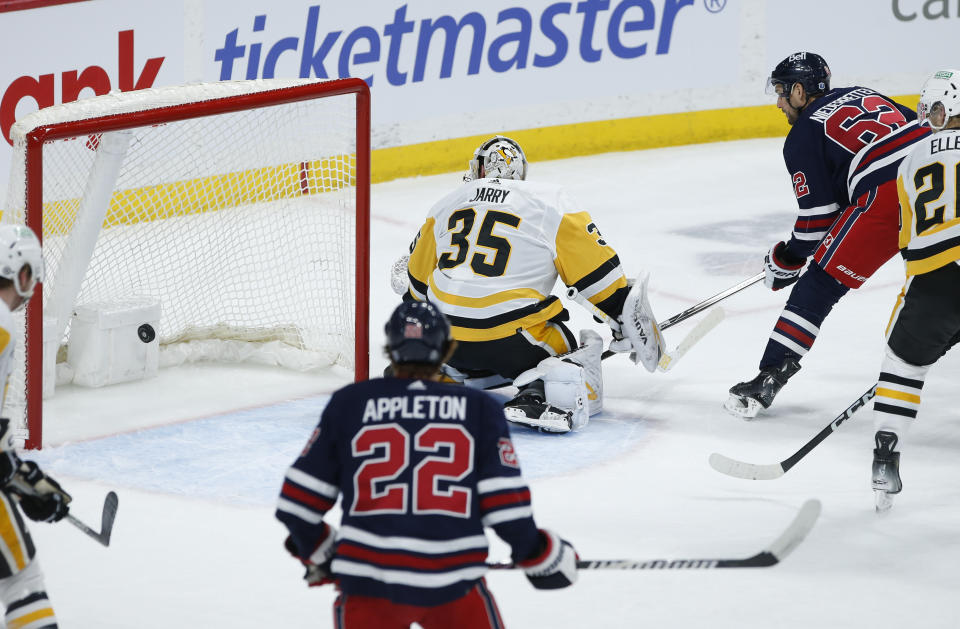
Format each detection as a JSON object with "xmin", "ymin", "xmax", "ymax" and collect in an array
[{"xmin": 3, "ymin": 78, "xmax": 370, "ymax": 449}]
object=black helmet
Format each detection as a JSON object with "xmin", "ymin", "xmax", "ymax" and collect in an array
[
  {"xmin": 766, "ymin": 52, "xmax": 830, "ymax": 97},
  {"xmin": 385, "ymin": 301, "xmax": 452, "ymax": 365}
]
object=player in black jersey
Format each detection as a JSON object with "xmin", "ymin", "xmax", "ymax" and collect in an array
[
  {"xmin": 277, "ymin": 301, "xmax": 578, "ymax": 628},
  {"xmin": 726, "ymin": 52, "xmax": 929, "ymax": 418}
]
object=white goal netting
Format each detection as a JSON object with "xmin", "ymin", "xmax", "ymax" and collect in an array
[{"xmin": 3, "ymin": 79, "xmax": 368, "ymax": 447}]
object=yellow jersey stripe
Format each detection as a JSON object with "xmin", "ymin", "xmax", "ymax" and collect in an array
[
  {"xmin": 876, "ymin": 387, "xmax": 922, "ymax": 404},
  {"xmin": 904, "ymin": 244, "xmax": 960, "ymax": 276},
  {"xmin": 588, "ymin": 275, "xmax": 628, "ymax": 306},
  {"xmin": 429, "ymin": 283, "xmax": 547, "ymax": 308},
  {"xmin": 0, "ymin": 498, "xmax": 25, "ymax": 571},
  {"xmin": 450, "ymin": 300, "xmax": 564, "ymax": 342},
  {"xmin": 408, "ymin": 217, "xmax": 438, "ymax": 294},
  {"xmin": 8, "ymin": 607, "xmax": 55, "ymax": 629},
  {"xmin": 897, "ymin": 174, "xmax": 912, "ymax": 250}
]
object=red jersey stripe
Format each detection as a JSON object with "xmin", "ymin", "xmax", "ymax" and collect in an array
[
  {"xmin": 480, "ymin": 489, "xmax": 531, "ymax": 512},
  {"xmin": 337, "ymin": 541, "xmax": 488, "ymax": 571},
  {"xmin": 282, "ymin": 481, "xmax": 336, "ymax": 513}
]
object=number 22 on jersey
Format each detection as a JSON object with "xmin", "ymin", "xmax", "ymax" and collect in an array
[{"xmin": 350, "ymin": 423, "xmax": 475, "ymax": 518}]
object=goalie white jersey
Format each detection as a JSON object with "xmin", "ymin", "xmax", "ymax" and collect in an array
[{"xmin": 407, "ymin": 177, "xmax": 628, "ymax": 343}]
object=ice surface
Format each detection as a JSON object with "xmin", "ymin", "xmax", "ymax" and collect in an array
[{"xmin": 25, "ymin": 138, "xmax": 960, "ymax": 628}]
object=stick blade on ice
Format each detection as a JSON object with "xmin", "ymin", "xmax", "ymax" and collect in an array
[
  {"xmin": 767, "ymin": 499, "xmax": 821, "ymax": 562},
  {"xmin": 708, "ymin": 452, "xmax": 785, "ymax": 480}
]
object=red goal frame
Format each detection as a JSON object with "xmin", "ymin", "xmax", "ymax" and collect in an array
[{"xmin": 20, "ymin": 78, "xmax": 370, "ymax": 449}]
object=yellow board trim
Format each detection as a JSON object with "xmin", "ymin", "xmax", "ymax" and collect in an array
[
  {"xmin": 876, "ymin": 387, "xmax": 921, "ymax": 405},
  {"xmin": 39, "ymin": 155, "xmax": 354, "ymax": 236},
  {"xmin": 9, "ymin": 94, "xmax": 920, "ymax": 225},
  {"xmin": 372, "ymin": 95, "xmax": 920, "ymax": 183}
]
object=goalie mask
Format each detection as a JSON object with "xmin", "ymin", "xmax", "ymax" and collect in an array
[
  {"xmin": 918, "ymin": 69, "xmax": 960, "ymax": 130},
  {"xmin": 0, "ymin": 225, "xmax": 43, "ymax": 307},
  {"xmin": 385, "ymin": 301, "xmax": 452, "ymax": 365},
  {"xmin": 469, "ymin": 136, "xmax": 527, "ymax": 181}
]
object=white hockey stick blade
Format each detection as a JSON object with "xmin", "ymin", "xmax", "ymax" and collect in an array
[
  {"xmin": 765, "ymin": 499, "xmax": 821, "ymax": 562},
  {"xmin": 709, "ymin": 452, "xmax": 785, "ymax": 480},
  {"xmin": 657, "ymin": 307, "xmax": 725, "ymax": 372}
]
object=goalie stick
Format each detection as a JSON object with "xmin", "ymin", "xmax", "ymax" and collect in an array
[
  {"xmin": 567, "ymin": 268, "xmax": 757, "ymax": 366},
  {"xmin": 709, "ymin": 386, "xmax": 877, "ymax": 480},
  {"xmin": 488, "ymin": 498, "xmax": 820, "ymax": 570},
  {"xmin": 657, "ymin": 306, "xmax": 726, "ymax": 372}
]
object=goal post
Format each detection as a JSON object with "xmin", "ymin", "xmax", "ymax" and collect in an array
[{"xmin": 5, "ymin": 78, "xmax": 370, "ymax": 449}]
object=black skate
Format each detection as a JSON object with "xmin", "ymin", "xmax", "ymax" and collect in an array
[
  {"xmin": 724, "ymin": 358, "xmax": 801, "ymax": 419},
  {"xmin": 503, "ymin": 392, "xmax": 573, "ymax": 434},
  {"xmin": 872, "ymin": 431, "xmax": 902, "ymax": 512}
]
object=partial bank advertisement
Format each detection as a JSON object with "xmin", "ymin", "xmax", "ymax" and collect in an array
[{"xmin": 765, "ymin": 1, "xmax": 957, "ymax": 88}]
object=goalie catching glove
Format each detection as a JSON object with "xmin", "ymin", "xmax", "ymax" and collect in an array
[
  {"xmin": 519, "ymin": 529, "xmax": 578, "ymax": 590},
  {"xmin": 763, "ymin": 241, "xmax": 805, "ymax": 291},
  {"xmin": 607, "ymin": 273, "xmax": 665, "ymax": 372},
  {"xmin": 284, "ymin": 522, "xmax": 337, "ymax": 587}
]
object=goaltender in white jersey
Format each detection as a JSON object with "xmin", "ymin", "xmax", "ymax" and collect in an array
[{"xmin": 396, "ymin": 136, "xmax": 664, "ymax": 433}]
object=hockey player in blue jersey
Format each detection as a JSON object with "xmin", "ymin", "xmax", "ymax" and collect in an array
[
  {"xmin": 726, "ymin": 52, "xmax": 930, "ymax": 418},
  {"xmin": 276, "ymin": 301, "xmax": 578, "ymax": 628}
]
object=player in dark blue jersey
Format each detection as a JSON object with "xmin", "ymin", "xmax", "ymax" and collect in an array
[
  {"xmin": 276, "ymin": 301, "xmax": 577, "ymax": 628},
  {"xmin": 726, "ymin": 52, "xmax": 930, "ymax": 418}
]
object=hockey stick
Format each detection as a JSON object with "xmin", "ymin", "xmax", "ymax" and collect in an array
[
  {"xmin": 709, "ymin": 386, "xmax": 877, "ymax": 480},
  {"xmin": 488, "ymin": 498, "xmax": 820, "ymax": 570},
  {"xmin": 567, "ymin": 271, "xmax": 759, "ymax": 363},
  {"xmin": 65, "ymin": 491, "xmax": 119, "ymax": 547},
  {"xmin": 657, "ymin": 306, "xmax": 726, "ymax": 371},
  {"xmin": 9, "ymin": 473, "xmax": 118, "ymax": 547}
]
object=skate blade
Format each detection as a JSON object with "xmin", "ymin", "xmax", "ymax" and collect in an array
[
  {"xmin": 874, "ymin": 490, "xmax": 895, "ymax": 513},
  {"xmin": 723, "ymin": 395, "xmax": 762, "ymax": 420}
]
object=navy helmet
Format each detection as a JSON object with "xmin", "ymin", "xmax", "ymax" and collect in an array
[
  {"xmin": 766, "ymin": 52, "xmax": 830, "ymax": 97},
  {"xmin": 385, "ymin": 301, "xmax": 452, "ymax": 365}
]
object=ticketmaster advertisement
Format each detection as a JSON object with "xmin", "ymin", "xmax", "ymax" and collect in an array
[{"xmin": 0, "ymin": 0, "xmax": 953, "ymax": 188}]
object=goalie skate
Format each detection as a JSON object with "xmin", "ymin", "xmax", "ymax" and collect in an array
[{"xmin": 503, "ymin": 393, "xmax": 573, "ymax": 433}]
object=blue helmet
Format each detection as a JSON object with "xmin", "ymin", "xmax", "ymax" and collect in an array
[
  {"xmin": 766, "ymin": 52, "xmax": 830, "ymax": 97},
  {"xmin": 385, "ymin": 301, "xmax": 452, "ymax": 365}
]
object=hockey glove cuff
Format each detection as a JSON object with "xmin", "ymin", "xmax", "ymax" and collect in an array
[
  {"xmin": 284, "ymin": 522, "xmax": 338, "ymax": 587},
  {"xmin": 763, "ymin": 241, "xmax": 805, "ymax": 291},
  {"xmin": 519, "ymin": 529, "xmax": 578, "ymax": 590}
]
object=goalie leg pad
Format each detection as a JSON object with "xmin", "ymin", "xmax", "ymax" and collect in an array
[
  {"xmin": 512, "ymin": 356, "xmax": 589, "ymax": 430},
  {"xmin": 562, "ymin": 330, "xmax": 603, "ymax": 416}
]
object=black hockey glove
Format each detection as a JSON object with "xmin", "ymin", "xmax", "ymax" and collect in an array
[
  {"xmin": 519, "ymin": 529, "xmax": 578, "ymax": 590},
  {"xmin": 284, "ymin": 525, "xmax": 336, "ymax": 587},
  {"xmin": 12, "ymin": 461, "xmax": 72, "ymax": 522},
  {"xmin": 763, "ymin": 241, "xmax": 806, "ymax": 291},
  {"xmin": 19, "ymin": 491, "xmax": 69, "ymax": 523}
]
